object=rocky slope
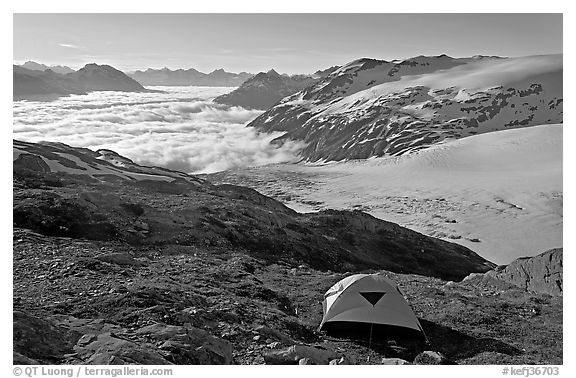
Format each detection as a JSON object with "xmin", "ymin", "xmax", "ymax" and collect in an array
[
  {"xmin": 214, "ymin": 70, "xmax": 321, "ymax": 110},
  {"xmin": 13, "ymin": 141, "xmax": 563, "ymax": 365},
  {"xmin": 464, "ymin": 249, "xmax": 562, "ymax": 296},
  {"xmin": 13, "ymin": 228, "xmax": 562, "ymax": 365},
  {"xmin": 248, "ymin": 54, "xmax": 563, "ymax": 162},
  {"xmin": 129, "ymin": 67, "xmax": 253, "ymax": 87},
  {"xmin": 14, "ymin": 140, "xmax": 199, "ymax": 184},
  {"xmin": 13, "ymin": 140, "xmax": 492, "ymax": 280},
  {"xmin": 14, "ymin": 63, "xmax": 150, "ymax": 99}
]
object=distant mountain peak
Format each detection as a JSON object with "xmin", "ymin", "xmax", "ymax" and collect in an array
[
  {"xmin": 470, "ymin": 54, "xmax": 506, "ymax": 60},
  {"xmin": 63, "ymin": 63, "xmax": 148, "ymax": 93},
  {"xmin": 128, "ymin": 67, "xmax": 253, "ymax": 87},
  {"xmin": 214, "ymin": 68, "xmax": 319, "ymax": 110},
  {"xmin": 19, "ymin": 61, "xmax": 75, "ymax": 75},
  {"xmin": 80, "ymin": 63, "xmax": 118, "ymax": 71}
]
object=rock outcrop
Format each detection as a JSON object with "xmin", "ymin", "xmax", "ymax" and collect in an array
[{"xmin": 465, "ymin": 249, "xmax": 562, "ymax": 296}]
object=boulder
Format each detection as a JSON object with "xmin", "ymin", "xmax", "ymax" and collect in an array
[
  {"xmin": 176, "ymin": 306, "xmax": 210, "ymax": 328},
  {"xmin": 13, "ymin": 351, "xmax": 40, "ymax": 365},
  {"xmin": 133, "ymin": 220, "xmax": 149, "ymax": 231},
  {"xmin": 299, "ymin": 357, "xmax": 315, "ymax": 365},
  {"xmin": 74, "ymin": 332, "xmax": 170, "ymax": 365},
  {"xmin": 13, "ymin": 311, "xmax": 81, "ymax": 362},
  {"xmin": 267, "ymin": 342, "xmax": 282, "ymax": 349},
  {"xmin": 253, "ymin": 325, "xmax": 293, "ymax": 345},
  {"xmin": 135, "ymin": 323, "xmax": 232, "ymax": 364},
  {"xmin": 263, "ymin": 344, "xmax": 339, "ymax": 365},
  {"xmin": 95, "ymin": 253, "xmax": 144, "ymax": 267},
  {"xmin": 329, "ymin": 356, "xmax": 355, "ymax": 365},
  {"xmin": 413, "ymin": 351, "xmax": 450, "ymax": 365},
  {"xmin": 49, "ymin": 315, "xmax": 124, "ymax": 335},
  {"xmin": 381, "ymin": 357, "xmax": 411, "ymax": 365},
  {"xmin": 77, "ymin": 334, "xmax": 98, "ymax": 347}
]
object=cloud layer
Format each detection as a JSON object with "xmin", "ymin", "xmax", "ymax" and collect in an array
[{"xmin": 13, "ymin": 86, "xmax": 304, "ymax": 174}]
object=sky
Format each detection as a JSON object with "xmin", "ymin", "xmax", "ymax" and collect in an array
[{"xmin": 13, "ymin": 13, "xmax": 563, "ymax": 74}]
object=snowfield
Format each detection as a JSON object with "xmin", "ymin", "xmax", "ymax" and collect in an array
[{"xmin": 209, "ymin": 124, "xmax": 562, "ymax": 264}]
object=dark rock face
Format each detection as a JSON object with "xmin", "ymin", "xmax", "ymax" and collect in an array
[{"xmin": 466, "ymin": 249, "xmax": 563, "ymax": 296}]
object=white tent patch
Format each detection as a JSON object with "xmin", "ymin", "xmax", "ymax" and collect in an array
[{"xmin": 319, "ymin": 273, "xmax": 425, "ymax": 335}]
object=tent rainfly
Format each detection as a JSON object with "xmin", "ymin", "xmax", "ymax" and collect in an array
[{"xmin": 319, "ymin": 273, "xmax": 427, "ymax": 341}]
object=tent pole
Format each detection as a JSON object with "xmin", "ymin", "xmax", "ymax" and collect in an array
[{"xmin": 368, "ymin": 322, "xmax": 373, "ymax": 349}]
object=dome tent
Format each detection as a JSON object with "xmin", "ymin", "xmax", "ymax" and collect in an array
[{"xmin": 319, "ymin": 273, "xmax": 427, "ymax": 342}]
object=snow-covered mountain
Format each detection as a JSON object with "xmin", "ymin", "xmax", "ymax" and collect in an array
[
  {"xmin": 248, "ymin": 54, "xmax": 563, "ymax": 162},
  {"xmin": 214, "ymin": 69, "xmax": 322, "ymax": 110},
  {"xmin": 129, "ymin": 67, "xmax": 253, "ymax": 87}
]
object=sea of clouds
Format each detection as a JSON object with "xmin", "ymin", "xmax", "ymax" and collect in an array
[{"xmin": 13, "ymin": 86, "xmax": 304, "ymax": 173}]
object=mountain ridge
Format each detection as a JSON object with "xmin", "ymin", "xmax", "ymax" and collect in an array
[
  {"xmin": 129, "ymin": 67, "xmax": 253, "ymax": 87},
  {"xmin": 19, "ymin": 60, "xmax": 75, "ymax": 75},
  {"xmin": 14, "ymin": 63, "xmax": 151, "ymax": 99},
  {"xmin": 214, "ymin": 68, "xmax": 335, "ymax": 110},
  {"xmin": 247, "ymin": 54, "xmax": 562, "ymax": 162}
]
